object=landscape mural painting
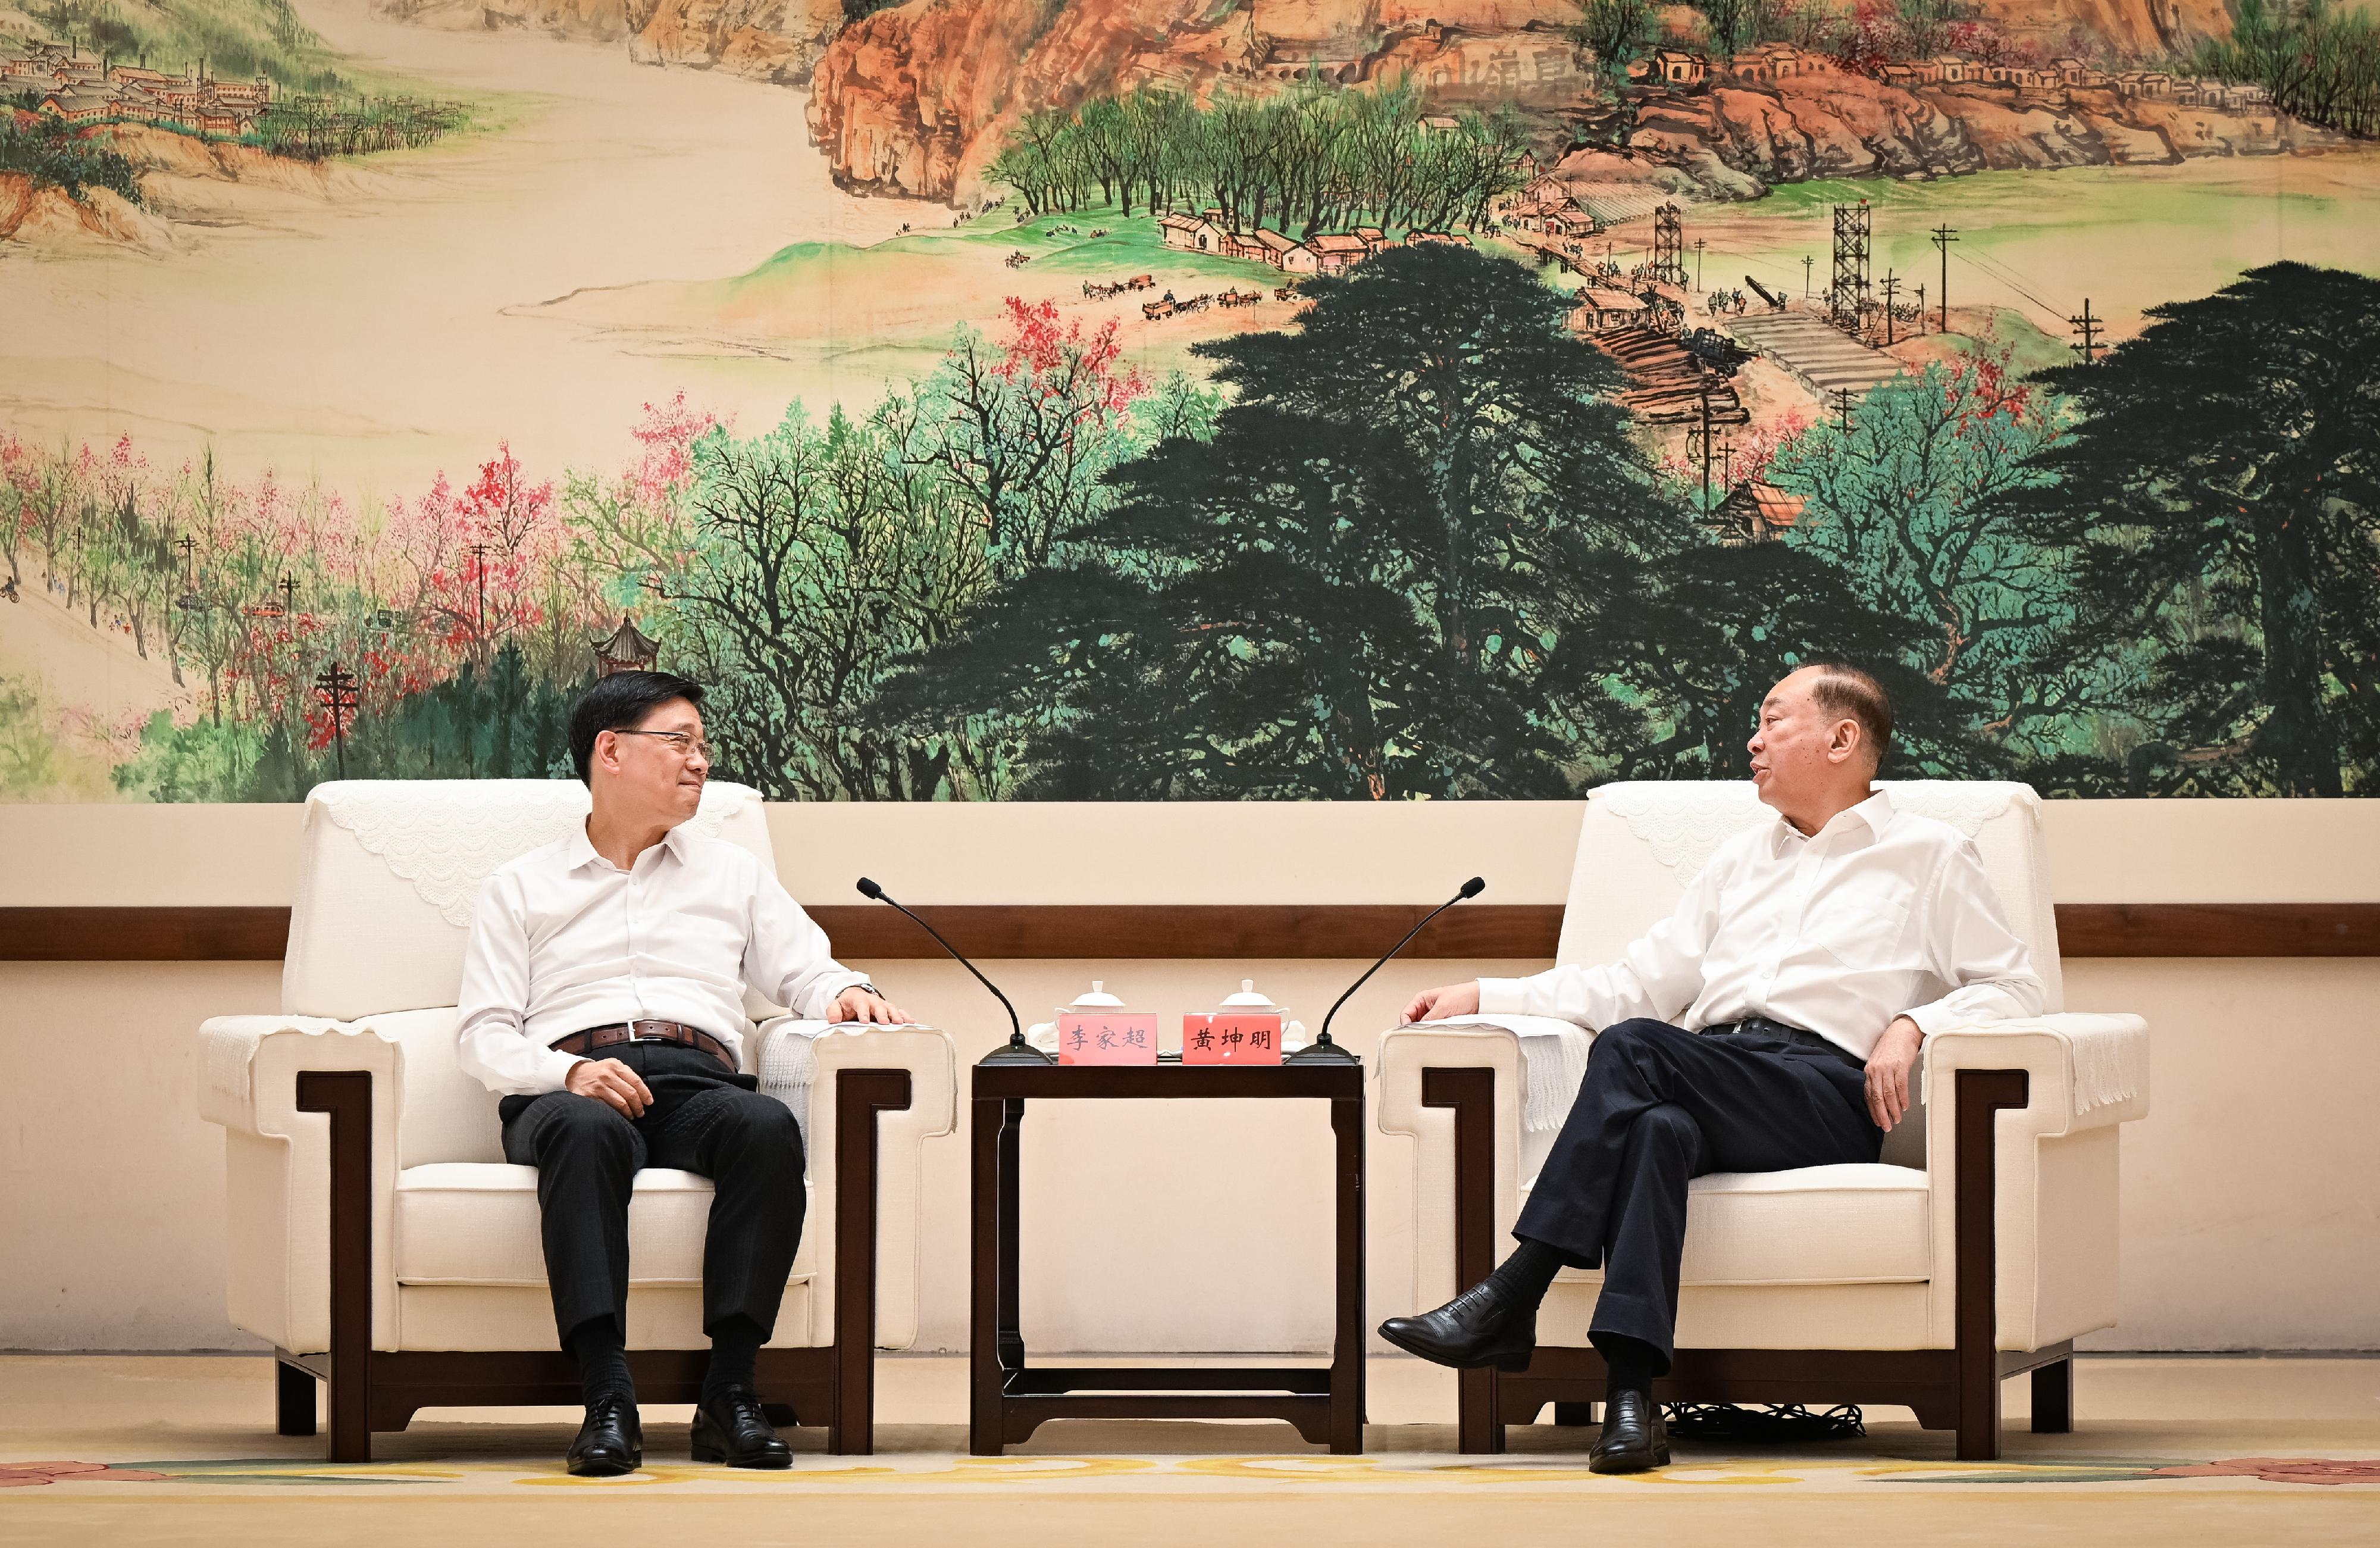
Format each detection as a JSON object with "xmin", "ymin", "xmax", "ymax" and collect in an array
[{"xmin": 4, "ymin": 0, "xmax": 2376, "ymax": 802}]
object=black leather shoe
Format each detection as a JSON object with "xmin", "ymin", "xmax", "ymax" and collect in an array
[
  {"xmin": 1587, "ymin": 1389, "xmax": 1670, "ymax": 1474},
  {"xmin": 692, "ymin": 1386, "xmax": 792, "ymax": 1469},
  {"xmin": 566, "ymin": 1394, "xmax": 643, "ymax": 1477},
  {"xmin": 1377, "ymin": 1277, "xmax": 1537, "ymax": 1372}
]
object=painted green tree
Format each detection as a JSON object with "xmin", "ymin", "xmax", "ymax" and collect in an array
[
  {"xmin": 873, "ymin": 245, "xmax": 1973, "ymax": 797},
  {"xmin": 1766, "ymin": 356, "xmax": 2125, "ymax": 771},
  {"xmin": 2003, "ymin": 262, "xmax": 2380, "ymax": 796}
]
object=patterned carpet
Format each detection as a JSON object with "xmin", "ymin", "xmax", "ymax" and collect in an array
[{"xmin": 4, "ymin": 1358, "xmax": 2375, "ymax": 1544}]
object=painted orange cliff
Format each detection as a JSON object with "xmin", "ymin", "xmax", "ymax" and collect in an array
[{"xmin": 363, "ymin": 0, "xmax": 2278, "ymax": 204}]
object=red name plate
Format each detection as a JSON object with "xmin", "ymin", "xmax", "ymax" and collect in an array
[
  {"xmin": 1057, "ymin": 1012, "xmax": 1160, "ymax": 1065},
  {"xmin": 1180, "ymin": 1013, "xmax": 1284, "ymax": 1065}
]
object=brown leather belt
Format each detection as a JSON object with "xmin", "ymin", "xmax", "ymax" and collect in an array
[{"xmin": 554, "ymin": 1020, "xmax": 737, "ymax": 1074}]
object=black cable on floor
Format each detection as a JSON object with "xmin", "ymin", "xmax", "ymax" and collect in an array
[{"xmin": 1662, "ymin": 1402, "xmax": 1867, "ymax": 1442}]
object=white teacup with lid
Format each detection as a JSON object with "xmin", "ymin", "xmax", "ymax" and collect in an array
[
  {"xmin": 1210, "ymin": 978, "xmax": 1308, "ymax": 1050},
  {"xmin": 1028, "ymin": 980, "xmax": 1127, "ymax": 1052}
]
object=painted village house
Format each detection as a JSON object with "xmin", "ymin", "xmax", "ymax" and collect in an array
[
  {"xmin": 1158, "ymin": 212, "xmax": 1226, "ymax": 254},
  {"xmin": 1647, "ymin": 49, "xmax": 1708, "ymax": 89},
  {"xmin": 36, "ymin": 87, "xmax": 114, "ymax": 123},
  {"xmin": 1248, "ymin": 227, "xmax": 1321, "ymax": 274},
  {"xmin": 1305, "ymin": 233, "xmax": 1370, "ymax": 273},
  {"xmin": 1714, "ymin": 480, "xmax": 1809, "ymax": 545},
  {"xmin": 1573, "ymin": 287, "xmax": 1651, "ymax": 332}
]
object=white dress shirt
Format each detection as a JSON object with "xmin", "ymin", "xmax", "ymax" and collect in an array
[
  {"xmin": 456, "ymin": 820, "xmax": 870, "ymax": 1096},
  {"xmin": 1479, "ymin": 792, "xmax": 2044, "ymax": 1062}
]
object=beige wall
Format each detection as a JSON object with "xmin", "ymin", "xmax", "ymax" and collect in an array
[{"xmin": 4, "ymin": 798, "xmax": 2377, "ymax": 1354}]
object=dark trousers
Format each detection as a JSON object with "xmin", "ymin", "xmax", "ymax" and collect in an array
[
  {"xmin": 1514, "ymin": 1017, "xmax": 1881, "ymax": 1370},
  {"xmin": 500, "ymin": 1042, "xmax": 805, "ymax": 1346}
]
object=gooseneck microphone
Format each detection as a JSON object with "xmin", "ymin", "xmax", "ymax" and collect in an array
[
  {"xmin": 856, "ymin": 877, "xmax": 1048, "ymax": 1064},
  {"xmin": 1294, "ymin": 877, "xmax": 1488, "ymax": 1064}
]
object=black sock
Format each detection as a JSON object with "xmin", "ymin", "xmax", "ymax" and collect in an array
[
  {"xmin": 702, "ymin": 1318, "xmax": 765, "ymax": 1408},
  {"xmin": 566, "ymin": 1317, "xmax": 634, "ymax": 1409},
  {"xmin": 1593, "ymin": 1331, "xmax": 1664, "ymax": 1405},
  {"xmin": 1484, "ymin": 1237, "xmax": 1566, "ymax": 1309}
]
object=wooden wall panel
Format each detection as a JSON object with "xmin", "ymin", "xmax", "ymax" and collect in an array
[{"xmin": 7, "ymin": 903, "xmax": 2378, "ymax": 961}]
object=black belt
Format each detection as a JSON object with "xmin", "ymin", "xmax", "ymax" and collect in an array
[
  {"xmin": 554, "ymin": 1020, "xmax": 737, "ymax": 1074},
  {"xmin": 1701, "ymin": 1015, "xmax": 1867, "ymax": 1069}
]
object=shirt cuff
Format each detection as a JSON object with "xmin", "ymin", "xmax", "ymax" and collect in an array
[
  {"xmin": 1899, "ymin": 1002, "xmax": 1957, "ymax": 1040},
  {"xmin": 1477, "ymin": 977, "xmax": 1532, "ymax": 1017},
  {"xmin": 803, "ymin": 971, "xmax": 873, "ymax": 1020},
  {"xmin": 536, "ymin": 1047, "xmax": 584, "ymax": 1094}
]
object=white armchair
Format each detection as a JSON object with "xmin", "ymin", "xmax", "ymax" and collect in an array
[
  {"xmin": 197, "ymin": 780, "xmax": 956, "ymax": 1461},
  {"xmin": 1378, "ymin": 781, "xmax": 2149, "ymax": 1460}
]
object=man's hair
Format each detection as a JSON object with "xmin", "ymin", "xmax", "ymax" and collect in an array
[
  {"xmin": 568, "ymin": 671, "xmax": 706, "ymax": 784},
  {"xmin": 1806, "ymin": 661, "xmax": 1895, "ymax": 767}
]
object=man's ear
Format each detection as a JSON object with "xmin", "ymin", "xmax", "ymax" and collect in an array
[{"xmin": 1828, "ymin": 718, "xmax": 1862, "ymax": 765}]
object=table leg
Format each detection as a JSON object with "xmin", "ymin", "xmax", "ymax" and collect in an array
[
  {"xmin": 970, "ymin": 1094, "xmax": 1009, "ymax": 1456},
  {"xmin": 1329, "ymin": 1092, "xmax": 1366, "ymax": 1455},
  {"xmin": 998, "ymin": 1097, "xmax": 1026, "ymax": 1374}
]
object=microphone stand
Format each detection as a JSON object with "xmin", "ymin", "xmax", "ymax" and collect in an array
[
  {"xmin": 856, "ymin": 877, "xmax": 1051, "ymax": 1065},
  {"xmin": 1288, "ymin": 877, "xmax": 1487, "ymax": 1065}
]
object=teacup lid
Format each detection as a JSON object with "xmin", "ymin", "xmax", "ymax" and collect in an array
[
  {"xmin": 1219, "ymin": 978, "xmax": 1282, "ymax": 1011},
  {"xmin": 1066, "ymin": 980, "xmax": 1126, "ymax": 1011}
]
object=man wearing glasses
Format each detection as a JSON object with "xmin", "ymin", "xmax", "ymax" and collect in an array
[{"xmin": 456, "ymin": 671, "xmax": 913, "ymax": 1477}]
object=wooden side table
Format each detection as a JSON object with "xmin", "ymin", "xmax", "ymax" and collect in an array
[{"xmin": 969, "ymin": 1061, "xmax": 1367, "ymax": 1455}]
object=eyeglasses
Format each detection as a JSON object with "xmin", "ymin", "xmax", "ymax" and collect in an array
[{"xmin": 611, "ymin": 728, "xmax": 713, "ymax": 763}]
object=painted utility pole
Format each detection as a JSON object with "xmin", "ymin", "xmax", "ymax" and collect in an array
[
  {"xmin": 1803, "ymin": 254, "xmax": 1814, "ymax": 299},
  {"xmin": 1930, "ymin": 223, "xmax": 1957, "ymax": 333},
  {"xmin": 314, "ymin": 661, "xmax": 359, "ymax": 780},
  {"xmin": 1880, "ymin": 271, "xmax": 1900, "ymax": 346},
  {"xmin": 468, "ymin": 541, "xmax": 493, "ymax": 664},
  {"xmin": 1830, "ymin": 387, "xmax": 1857, "ymax": 433},
  {"xmin": 1699, "ymin": 373, "xmax": 1715, "ymax": 511},
  {"xmin": 2069, "ymin": 298, "xmax": 2104, "ymax": 364}
]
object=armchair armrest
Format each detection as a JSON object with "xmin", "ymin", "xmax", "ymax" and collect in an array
[
  {"xmin": 1920, "ymin": 1012, "xmax": 2151, "ymax": 1353},
  {"xmin": 756, "ymin": 1020, "xmax": 956, "ymax": 1353},
  {"xmin": 195, "ymin": 1016, "xmax": 404, "ymax": 1354},
  {"xmin": 1924, "ymin": 1012, "xmax": 2150, "ymax": 1130},
  {"xmin": 1377, "ymin": 1023, "xmax": 1529, "ymax": 1315}
]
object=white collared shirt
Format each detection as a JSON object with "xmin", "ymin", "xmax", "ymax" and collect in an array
[
  {"xmin": 1479, "ymin": 792, "xmax": 2044, "ymax": 1062},
  {"xmin": 455, "ymin": 819, "xmax": 869, "ymax": 1095}
]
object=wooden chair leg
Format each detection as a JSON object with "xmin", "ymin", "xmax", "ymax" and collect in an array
[
  {"xmin": 2030, "ymin": 1358, "xmax": 2074, "ymax": 1434},
  {"xmin": 1952, "ymin": 1069, "xmax": 2028, "ymax": 1463},
  {"xmin": 828, "ymin": 1068, "xmax": 911, "ymax": 1456},
  {"xmin": 275, "ymin": 1361, "xmax": 317, "ymax": 1437},
  {"xmin": 296, "ymin": 1071, "xmax": 376, "ymax": 1463},
  {"xmin": 1427, "ymin": 1068, "xmax": 1505, "ymax": 1455},
  {"xmin": 1552, "ymin": 1402, "xmax": 1598, "ymax": 1427},
  {"xmin": 1457, "ymin": 1368, "xmax": 1505, "ymax": 1454}
]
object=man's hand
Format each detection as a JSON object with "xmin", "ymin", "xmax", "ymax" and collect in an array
[
  {"xmin": 566, "ymin": 1056, "xmax": 653, "ymax": 1118},
  {"xmin": 1865, "ymin": 1015, "xmax": 1925, "ymax": 1132},
  {"xmin": 831, "ymin": 986, "xmax": 914, "ymax": 1025},
  {"xmin": 1402, "ymin": 980, "xmax": 1483, "ymax": 1026}
]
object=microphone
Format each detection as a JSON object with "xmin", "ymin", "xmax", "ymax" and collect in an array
[
  {"xmin": 1292, "ymin": 877, "xmax": 1488, "ymax": 1064},
  {"xmin": 856, "ymin": 877, "xmax": 1048, "ymax": 1065}
]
